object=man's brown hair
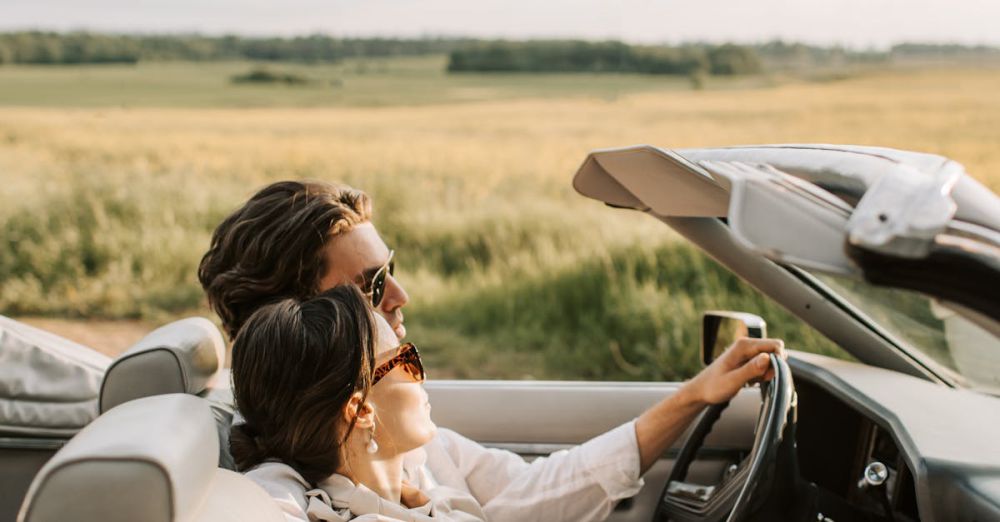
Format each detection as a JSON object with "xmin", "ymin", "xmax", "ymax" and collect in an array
[
  {"xmin": 229, "ymin": 285, "xmax": 376, "ymax": 484},
  {"xmin": 198, "ymin": 180, "xmax": 371, "ymax": 340}
]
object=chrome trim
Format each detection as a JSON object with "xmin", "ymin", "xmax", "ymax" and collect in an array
[{"xmin": 0, "ymin": 437, "xmax": 67, "ymax": 451}]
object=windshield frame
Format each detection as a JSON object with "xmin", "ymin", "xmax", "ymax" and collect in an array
[{"xmin": 784, "ymin": 265, "xmax": 969, "ymax": 389}]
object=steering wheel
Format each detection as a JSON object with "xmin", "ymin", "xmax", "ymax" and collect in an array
[{"xmin": 655, "ymin": 354, "xmax": 796, "ymax": 522}]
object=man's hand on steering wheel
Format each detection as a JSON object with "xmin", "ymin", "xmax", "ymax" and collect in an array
[
  {"xmin": 634, "ymin": 338, "xmax": 787, "ymax": 476},
  {"xmin": 688, "ymin": 338, "xmax": 786, "ymax": 406},
  {"xmin": 657, "ymin": 339, "xmax": 798, "ymax": 522}
]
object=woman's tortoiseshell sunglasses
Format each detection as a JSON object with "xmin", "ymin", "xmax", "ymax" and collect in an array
[{"xmin": 372, "ymin": 342, "xmax": 425, "ymax": 386}]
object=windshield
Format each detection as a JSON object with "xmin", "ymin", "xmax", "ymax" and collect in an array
[{"xmin": 807, "ymin": 272, "xmax": 1000, "ymax": 395}]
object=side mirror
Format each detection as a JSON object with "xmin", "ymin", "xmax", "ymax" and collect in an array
[{"xmin": 701, "ymin": 311, "xmax": 767, "ymax": 366}]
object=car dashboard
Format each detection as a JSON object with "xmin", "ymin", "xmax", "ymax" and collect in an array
[
  {"xmin": 788, "ymin": 352, "xmax": 1000, "ymax": 522},
  {"xmin": 796, "ymin": 377, "xmax": 920, "ymax": 521}
]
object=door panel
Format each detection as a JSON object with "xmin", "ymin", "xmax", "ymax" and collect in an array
[{"xmin": 425, "ymin": 381, "xmax": 761, "ymax": 521}]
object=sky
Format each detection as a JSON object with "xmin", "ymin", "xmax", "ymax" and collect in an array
[{"xmin": 4, "ymin": 0, "xmax": 1000, "ymax": 49}]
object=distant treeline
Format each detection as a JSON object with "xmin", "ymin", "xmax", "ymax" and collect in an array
[
  {"xmin": 755, "ymin": 40, "xmax": 889, "ymax": 68},
  {"xmin": 447, "ymin": 41, "xmax": 763, "ymax": 75},
  {"xmin": 1, "ymin": 31, "xmax": 997, "ymax": 73},
  {"xmin": 0, "ymin": 31, "xmax": 470, "ymax": 64},
  {"xmin": 891, "ymin": 43, "xmax": 1000, "ymax": 57}
]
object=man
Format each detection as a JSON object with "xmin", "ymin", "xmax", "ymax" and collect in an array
[{"xmin": 199, "ymin": 180, "xmax": 785, "ymax": 521}]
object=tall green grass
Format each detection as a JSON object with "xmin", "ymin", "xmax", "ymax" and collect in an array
[
  {"xmin": 0, "ymin": 169, "xmax": 847, "ymax": 380},
  {"xmin": 0, "ymin": 172, "xmax": 231, "ymax": 318},
  {"xmin": 409, "ymin": 241, "xmax": 846, "ymax": 380}
]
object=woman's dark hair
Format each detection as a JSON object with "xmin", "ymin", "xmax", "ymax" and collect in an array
[
  {"xmin": 198, "ymin": 180, "xmax": 371, "ymax": 340},
  {"xmin": 229, "ymin": 284, "xmax": 376, "ymax": 484}
]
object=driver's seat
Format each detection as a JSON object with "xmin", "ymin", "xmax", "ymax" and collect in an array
[{"xmin": 17, "ymin": 393, "xmax": 284, "ymax": 522}]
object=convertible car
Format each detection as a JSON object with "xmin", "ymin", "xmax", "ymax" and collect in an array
[{"xmin": 2, "ymin": 144, "xmax": 998, "ymax": 522}]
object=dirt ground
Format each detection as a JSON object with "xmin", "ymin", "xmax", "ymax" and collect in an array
[{"xmin": 16, "ymin": 317, "xmax": 156, "ymax": 358}]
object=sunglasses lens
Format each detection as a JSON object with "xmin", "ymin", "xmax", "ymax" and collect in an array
[
  {"xmin": 372, "ymin": 344, "xmax": 424, "ymax": 385},
  {"xmin": 369, "ymin": 251, "xmax": 395, "ymax": 309},
  {"xmin": 371, "ymin": 270, "xmax": 386, "ymax": 308},
  {"xmin": 404, "ymin": 361, "xmax": 424, "ymax": 382},
  {"xmin": 399, "ymin": 343, "xmax": 424, "ymax": 382}
]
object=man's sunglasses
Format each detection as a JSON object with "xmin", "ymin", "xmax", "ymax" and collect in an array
[
  {"xmin": 363, "ymin": 249, "xmax": 395, "ymax": 308},
  {"xmin": 372, "ymin": 343, "xmax": 425, "ymax": 386}
]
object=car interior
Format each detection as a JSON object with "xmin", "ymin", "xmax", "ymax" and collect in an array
[
  {"xmin": 11, "ymin": 305, "xmax": 994, "ymax": 522},
  {"xmin": 8, "ymin": 314, "xmax": 765, "ymax": 522}
]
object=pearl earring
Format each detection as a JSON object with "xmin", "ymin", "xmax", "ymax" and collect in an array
[{"xmin": 366, "ymin": 424, "xmax": 379, "ymax": 454}]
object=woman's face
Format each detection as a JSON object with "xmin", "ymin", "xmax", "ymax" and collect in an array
[{"xmin": 367, "ymin": 315, "xmax": 436, "ymax": 455}]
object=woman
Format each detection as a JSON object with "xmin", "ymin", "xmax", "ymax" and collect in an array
[{"xmin": 230, "ymin": 285, "xmax": 485, "ymax": 521}]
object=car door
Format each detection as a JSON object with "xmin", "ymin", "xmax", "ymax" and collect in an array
[{"xmin": 425, "ymin": 379, "xmax": 761, "ymax": 522}]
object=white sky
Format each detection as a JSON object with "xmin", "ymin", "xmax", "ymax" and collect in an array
[{"xmin": 4, "ymin": 0, "xmax": 1000, "ymax": 49}]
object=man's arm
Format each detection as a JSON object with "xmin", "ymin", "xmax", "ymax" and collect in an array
[
  {"xmin": 634, "ymin": 337, "xmax": 785, "ymax": 473},
  {"xmin": 427, "ymin": 423, "xmax": 644, "ymax": 522},
  {"xmin": 424, "ymin": 337, "xmax": 785, "ymax": 522}
]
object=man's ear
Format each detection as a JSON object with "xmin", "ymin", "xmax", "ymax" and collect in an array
[{"xmin": 342, "ymin": 392, "xmax": 375, "ymax": 429}]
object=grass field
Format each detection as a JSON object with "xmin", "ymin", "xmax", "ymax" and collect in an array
[
  {"xmin": 0, "ymin": 56, "xmax": 722, "ymax": 107},
  {"xmin": 2, "ymin": 59, "xmax": 999, "ymax": 379}
]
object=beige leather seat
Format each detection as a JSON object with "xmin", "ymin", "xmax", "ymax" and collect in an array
[
  {"xmin": 98, "ymin": 317, "xmax": 238, "ymax": 469},
  {"xmin": 17, "ymin": 394, "xmax": 284, "ymax": 522},
  {"xmin": 0, "ymin": 316, "xmax": 111, "ymax": 522},
  {"xmin": 99, "ymin": 317, "xmax": 226, "ymax": 413}
]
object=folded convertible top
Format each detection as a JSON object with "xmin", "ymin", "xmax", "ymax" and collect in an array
[
  {"xmin": 573, "ymin": 143, "xmax": 1000, "ymax": 323},
  {"xmin": 0, "ymin": 316, "xmax": 109, "ymax": 437}
]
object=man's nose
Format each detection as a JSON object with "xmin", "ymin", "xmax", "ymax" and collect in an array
[{"xmin": 379, "ymin": 273, "xmax": 409, "ymax": 313}]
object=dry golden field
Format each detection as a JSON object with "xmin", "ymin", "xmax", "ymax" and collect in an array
[{"xmin": 2, "ymin": 65, "xmax": 999, "ymax": 378}]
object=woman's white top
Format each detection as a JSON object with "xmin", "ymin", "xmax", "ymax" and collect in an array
[
  {"xmin": 305, "ymin": 465, "xmax": 485, "ymax": 521},
  {"xmin": 245, "ymin": 421, "xmax": 643, "ymax": 522}
]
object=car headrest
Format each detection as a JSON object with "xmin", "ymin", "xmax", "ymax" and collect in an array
[
  {"xmin": 99, "ymin": 317, "xmax": 225, "ymax": 413},
  {"xmin": 18, "ymin": 394, "xmax": 285, "ymax": 522}
]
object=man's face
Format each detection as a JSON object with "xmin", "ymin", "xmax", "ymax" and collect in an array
[{"xmin": 318, "ymin": 221, "xmax": 409, "ymax": 339}]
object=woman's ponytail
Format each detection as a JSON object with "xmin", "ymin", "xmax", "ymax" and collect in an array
[
  {"xmin": 230, "ymin": 422, "xmax": 271, "ymax": 472},
  {"xmin": 229, "ymin": 285, "xmax": 377, "ymax": 484}
]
